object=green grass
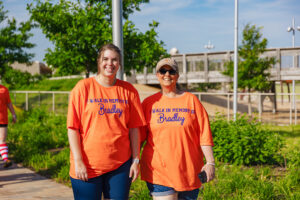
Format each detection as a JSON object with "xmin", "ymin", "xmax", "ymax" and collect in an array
[
  {"xmin": 15, "ymin": 78, "xmax": 82, "ymax": 91},
  {"xmin": 10, "ymin": 92, "xmax": 70, "ymax": 114},
  {"xmin": 9, "ymin": 78, "xmax": 81, "ymax": 114},
  {"xmin": 7, "ymin": 109, "xmax": 300, "ymax": 199}
]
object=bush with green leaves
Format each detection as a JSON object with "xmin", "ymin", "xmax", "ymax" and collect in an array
[
  {"xmin": 210, "ymin": 115, "xmax": 284, "ymax": 165},
  {"xmin": 2, "ymin": 66, "xmax": 44, "ymax": 90},
  {"xmin": 8, "ymin": 108, "xmax": 68, "ymax": 163}
]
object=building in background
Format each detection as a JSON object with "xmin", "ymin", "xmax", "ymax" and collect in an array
[{"xmin": 11, "ymin": 61, "xmax": 52, "ymax": 76}]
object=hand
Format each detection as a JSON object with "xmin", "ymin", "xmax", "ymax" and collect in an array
[
  {"xmin": 129, "ymin": 162, "xmax": 139, "ymax": 182},
  {"xmin": 12, "ymin": 115, "xmax": 17, "ymax": 123},
  {"xmin": 201, "ymin": 163, "xmax": 215, "ymax": 182},
  {"xmin": 74, "ymin": 159, "xmax": 88, "ymax": 181}
]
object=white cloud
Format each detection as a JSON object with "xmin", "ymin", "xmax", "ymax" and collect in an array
[{"xmin": 2, "ymin": 0, "xmax": 300, "ymax": 61}]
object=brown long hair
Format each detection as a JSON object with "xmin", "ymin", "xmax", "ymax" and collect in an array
[{"xmin": 97, "ymin": 43, "xmax": 122, "ymax": 74}]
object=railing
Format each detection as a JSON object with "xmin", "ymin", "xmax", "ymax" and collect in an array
[
  {"xmin": 135, "ymin": 47, "xmax": 300, "ymax": 84},
  {"xmin": 11, "ymin": 91, "xmax": 299, "ymax": 125},
  {"xmin": 11, "ymin": 91, "xmax": 70, "ymax": 113}
]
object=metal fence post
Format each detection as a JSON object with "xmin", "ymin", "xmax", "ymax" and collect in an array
[
  {"xmin": 39, "ymin": 91, "xmax": 41, "ymax": 107},
  {"xmin": 52, "ymin": 92, "xmax": 55, "ymax": 113},
  {"xmin": 227, "ymin": 93, "xmax": 230, "ymax": 121},
  {"xmin": 295, "ymin": 94, "xmax": 298, "ymax": 125},
  {"xmin": 290, "ymin": 93, "xmax": 292, "ymax": 125},
  {"xmin": 25, "ymin": 92, "xmax": 28, "ymax": 111},
  {"xmin": 258, "ymin": 94, "xmax": 262, "ymax": 122}
]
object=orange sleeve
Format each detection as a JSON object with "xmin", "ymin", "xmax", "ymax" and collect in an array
[
  {"xmin": 194, "ymin": 97, "xmax": 214, "ymax": 146},
  {"xmin": 67, "ymin": 83, "xmax": 82, "ymax": 130},
  {"xmin": 127, "ymin": 91, "xmax": 146, "ymax": 128}
]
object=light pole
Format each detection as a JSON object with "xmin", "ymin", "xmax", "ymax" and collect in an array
[
  {"xmin": 112, "ymin": 0, "xmax": 123, "ymax": 80},
  {"xmin": 287, "ymin": 17, "xmax": 300, "ymax": 124},
  {"xmin": 233, "ymin": 0, "xmax": 239, "ymax": 121},
  {"xmin": 204, "ymin": 40, "xmax": 214, "ymax": 52}
]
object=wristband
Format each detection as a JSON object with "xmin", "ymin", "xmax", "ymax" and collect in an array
[
  {"xmin": 207, "ymin": 162, "xmax": 215, "ymax": 166},
  {"xmin": 133, "ymin": 158, "xmax": 140, "ymax": 164}
]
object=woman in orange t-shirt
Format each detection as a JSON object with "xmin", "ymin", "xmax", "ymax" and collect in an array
[
  {"xmin": 0, "ymin": 84, "xmax": 17, "ymax": 168},
  {"xmin": 67, "ymin": 44, "xmax": 146, "ymax": 200},
  {"xmin": 140, "ymin": 58, "xmax": 215, "ymax": 200}
]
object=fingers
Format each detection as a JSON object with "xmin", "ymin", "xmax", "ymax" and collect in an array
[
  {"xmin": 76, "ymin": 170, "xmax": 88, "ymax": 182},
  {"xmin": 129, "ymin": 167, "xmax": 133, "ymax": 178},
  {"xmin": 202, "ymin": 164, "xmax": 215, "ymax": 182},
  {"xmin": 12, "ymin": 116, "xmax": 17, "ymax": 123},
  {"xmin": 129, "ymin": 163, "xmax": 139, "ymax": 182},
  {"xmin": 75, "ymin": 161, "xmax": 88, "ymax": 181}
]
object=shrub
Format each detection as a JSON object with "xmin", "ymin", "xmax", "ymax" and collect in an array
[
  {"xmin": 210, "ymin": 114, "xmax": 284, "ymax": 165},
  {"xmin": 7, "ymin": 108, "xmax": 68, "ymax": 163}
]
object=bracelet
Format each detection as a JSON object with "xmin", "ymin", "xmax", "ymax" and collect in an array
[
  {"xmin": 132, "ymin": 158, "xmax": 140, "ymax": 164},
  {"xmin": 206, "ymin": 162, "xmax": 215, "ymax": 166}
]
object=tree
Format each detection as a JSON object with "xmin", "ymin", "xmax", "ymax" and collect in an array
[
  {"xmin": 223, "ymin": 24, "xmax": 276, "ymax": 114},
  {"xmin": 28, "ymin": 0, "xmax": 167, "ymax": 77},
  {"xmin": 0, "ymin": 0, "xmax": 35, "ymax": 87}
]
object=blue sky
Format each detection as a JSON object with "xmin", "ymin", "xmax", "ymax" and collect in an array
[{"xmin": 2, "ymin": 0, "xmax": 300, "ymax": 62}]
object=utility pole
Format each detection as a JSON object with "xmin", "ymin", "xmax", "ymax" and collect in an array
[
  {"xmin": 233, "ymin": 0, "xmax": 239, "ymax": 121},
  {"xmin": 112, "ymin": 0, "xmax": 124, "ymax": 80}
]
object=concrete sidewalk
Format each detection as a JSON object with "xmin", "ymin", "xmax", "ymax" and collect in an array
[{"xmin": 0, "ymin": 160, "xmax": 73, "ymax": 200}]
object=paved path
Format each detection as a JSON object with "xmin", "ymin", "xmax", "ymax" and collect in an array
[{"xmin": 0, "ymin": 160, "xmax": 73, "ymax": 200}]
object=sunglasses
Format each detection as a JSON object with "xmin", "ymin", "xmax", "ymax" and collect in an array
[{"xmin": 158, "ymin": 68, "xmax": 177, "ymax": 75}]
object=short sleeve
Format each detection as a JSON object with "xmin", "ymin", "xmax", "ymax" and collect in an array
[
  {"xmin": 194, "ymin": 96, "xmax": 214, "ymax": 146},
  {"xmin": 127, "ymin": 91, "xmax": 146, "ymax": 128},
  {"xmin": 67, "ymin": 84, "xmax": 82, "ymax": 130}
]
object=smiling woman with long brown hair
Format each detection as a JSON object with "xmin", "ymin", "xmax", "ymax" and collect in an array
[{"xmin": 67, "ymin": 43, "xmax": 146, "ymax": 200}]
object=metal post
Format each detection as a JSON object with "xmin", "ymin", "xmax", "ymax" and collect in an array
[
  {"xmin": 52, "ymin": 92, "xmax": 55, "ymax": 113},
  {"xmin": 296, "ymin": 93, "xmax": 298, "ymax": 124},
  {"xmin": 291, "ymin": 18, "xmax": 296, "ymax": 125},
  {"xmin": 290, "ymin": 93, "xmax": 292, "ymax": 125},
  {"xmin": 112, "ymin": 0, "xmax": 123, "ymax": 80},
  {"xmin": 26, "ymin": 92, "xmax": 28, "ymax": 111},
  {"xmin": 227, "ymin": 93, "xmax": 230, "ymax": 121},
  {"xmin": 233, "ymin": 0, "xmax": 239, "ymax": 121},
  {"xmin": 258, "ymin": 94, "xmax": 262, "ymax": 122},
  {"xmin": 39, "ymin": 91, "xmax": 41, "ymax": 107}
]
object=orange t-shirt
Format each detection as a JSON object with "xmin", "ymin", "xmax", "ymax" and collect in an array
[
  {"xmin": 140, "ymin": 92, "xmax": 214, "ymax": 191},
  {"xmin": 0, "ymin": 85, "xmax": 11, "ymax": 124},
  {"xmin": 67, "ymin": 78, "xmax": 146, "ymax": 179}
]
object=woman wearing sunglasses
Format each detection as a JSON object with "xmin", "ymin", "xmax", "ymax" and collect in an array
[{"xmin": 140, "ymin": 58, "xmax": 215, "ymax": 200}]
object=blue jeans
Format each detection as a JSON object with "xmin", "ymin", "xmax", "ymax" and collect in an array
[
  {"xmin": 146, "ymin": 182, "xmax": 199, "ymax": 200},
  {"xmin": 70, "ymin": 159, "xmax": 132, "ymax": 200}
]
